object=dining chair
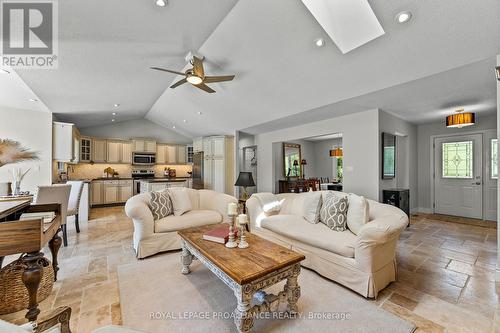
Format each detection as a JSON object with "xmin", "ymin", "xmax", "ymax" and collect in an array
[
  {"xmin": 34, "ymin": 184, "xmax": 71, "ymax": 247},
  {"xmin": 66, "ymin": 180, "xmax": 85, "ymax": 234}
]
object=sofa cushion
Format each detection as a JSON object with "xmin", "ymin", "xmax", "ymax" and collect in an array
[
  {"xmin": 168, "ymin": 187, "xmax": 192, "ymax": 216},
  {"xmin": 347, "ymin": 193, "xmax": 369, "ymax": 235},
  {"xmin": 149, "ymin": 191, "xmax": 173, "ymax": 220},
  {"xmin": 155, "ymin": 210, "xmax": 222, "ymax": 233},
  {"xmin": 320, "ymin": 192, "xmax": 349, "ymax": 231},
  {"xmin": 302, "ymin": 192, "xmax": 322, "ymax": 224},
  {"xmin": 260, "ymin": 215, "xmax": 356, "ymax": 258}
]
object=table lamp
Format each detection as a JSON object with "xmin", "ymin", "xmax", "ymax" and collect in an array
[
  {"xmin": 301, "ymin": 159, "xmax": 307, "ymax": 179},
  {"xmin": 234, "ymin": 172, "xmax": 256, "ymax": 200}
]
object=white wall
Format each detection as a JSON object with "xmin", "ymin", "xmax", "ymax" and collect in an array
[
  {"xmin": 272, "ymin": 139, "xmax": 316, "ymax": 189},
  {"xmin": 496, "ymin": 54, "xmax": 500, "ymax": 282},
  {"xmin": 417, "ymin": 113, "xmax": 497, "ymax": 212},
  {"xmin": 80, "ymin": 118, "xmax": 192, "ymax": 143},
  {"xmin": 256, "ymin": 109, "xmax": 380, "ymax": 200},
  {"xmin": 379, "ymin": 111, "xmax": 418, "ymax": 211},
  {"xmin": 0, "ymin": 107, "xmax": 53, "ymax": 193}
]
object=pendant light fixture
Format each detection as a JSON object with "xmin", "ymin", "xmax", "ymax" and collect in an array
[
  {"xmin": 446, "ymin": 108, "xmax": 475, "ymax": 128},
  {"xmin": 329, "ymin": 147, "xmax": 343, "ymax": 157}
]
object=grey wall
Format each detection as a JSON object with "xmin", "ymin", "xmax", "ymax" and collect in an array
[
  {"xmin": 80, "ymin": 118, "xmax": 192, "ymax": 143},
  {"xmin": 379, "ymin": 111, "xmax": 418, "ymax": 212},
  {"xmin": 273, "ymin": 140, "xmax": 316, "ymax": 189},
  {"xmin": 0, "ymin": 107, "xmax": 53, "ymax": 192},
  {"xmin": 313, "ymin": 138, "xmax": 342, "ymax": 181},
  {"xmin": 497, "ymin": 54, "xmax": 500, "ymax": 282},
  {"xmin": 256, "ymin": 109, "xmax": 380, "ymax": 200},
  {"xmin": 417, "ymin": 113, "xmax": 497, "ymax": 212}
]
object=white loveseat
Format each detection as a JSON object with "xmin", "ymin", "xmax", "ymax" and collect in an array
[
  {"xmin": 246, "ymin": 191, "xmax": 408, "ymax": 298},
  {"xmin": 125, "ymin": 189, "xmax": 237, "ymax": 258}
]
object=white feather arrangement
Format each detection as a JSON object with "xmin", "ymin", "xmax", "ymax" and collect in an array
[{"xmin": 0, "ymin": 139, "xmax": 39, "ymax": 167}]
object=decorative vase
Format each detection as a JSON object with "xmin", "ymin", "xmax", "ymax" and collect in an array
[{"xmin": 11, "ymin": 181, "xmax": 20, "ymax": 195}]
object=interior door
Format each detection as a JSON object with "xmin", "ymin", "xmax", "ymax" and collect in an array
[{"xmin": 434, "ymin": 134, "xmax": 482, "ymax": 219}]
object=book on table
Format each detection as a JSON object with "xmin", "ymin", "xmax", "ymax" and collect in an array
[
  {"xmin": 202, "ymin": 224, "xmax": 238, "ymax": 244},
  {"xmin": 20, "ymin": 211, "xmax": 56, "ymax": 224}
]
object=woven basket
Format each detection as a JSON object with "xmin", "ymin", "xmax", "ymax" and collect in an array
[{"xmin": 0, "ymin": 255, "xmax": 54, "ymax": 314}]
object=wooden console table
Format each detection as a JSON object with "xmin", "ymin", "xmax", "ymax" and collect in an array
[{"xmin": 0, "ymin": 200, "xmax": 63, "ymax": 322}]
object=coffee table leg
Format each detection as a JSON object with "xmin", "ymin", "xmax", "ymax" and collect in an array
[
  {"xmin": 180, "ymin": 241, "xmax": 193, "ymax": 275},
  {"xmin": 234, "ymin": 286, "xmax": 254, "ymax": 333},
  {"xmin": 285, "ymin": 264, "xmax": 301, "ymax": 315}
]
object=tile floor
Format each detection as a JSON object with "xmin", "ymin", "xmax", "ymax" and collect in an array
[{"xmin": 0, "ymin": 207, "xmax": 498, "ymax": 333}]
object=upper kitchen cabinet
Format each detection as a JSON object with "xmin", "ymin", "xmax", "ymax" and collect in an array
[
  {"xmin": 193, "ymin": 137, "xmax": 203, "ymax": 153},
  {"xmin": 177, "ymin": 145, "xmax": 187, "ymax": 163},
  {"xmin": 203, "ymin": 136, "xmax": 225, "ymax": 158},
  {"xmin": 80, "ymin": 137, "xmax": 92, "ymax": 163},
  {"xmin": 53, "ymin": 122, "xmax": 80, "ymax": 163},
  {"xmin": 156, "ymin": 144, "xmax": 167, "ymax": 164},
  {"xmin": 132, "ymin": 139, "xmax": 156, "ymax": 153},
  {"xmin": 92, "ymin": 139, "xmax": 107, "ymax": 163},
  {"xmin": 166, "ymin": 145, "xmax": 177, "ymax": 164},
  {"xmin": 107, "ymin": 140, "xmax": 132, "ymax": 163}
]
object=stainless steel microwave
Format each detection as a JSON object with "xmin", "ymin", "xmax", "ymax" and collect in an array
[{"xmin": 132, "ymin": 153, "xmax": 156, "ymax": 165}]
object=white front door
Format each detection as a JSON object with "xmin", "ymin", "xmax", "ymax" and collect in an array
[{"xmin": 434, "ymin": 134, "xmax": 483, "ymax": 219}]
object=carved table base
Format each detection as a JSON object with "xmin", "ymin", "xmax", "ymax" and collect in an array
[{"xmin": 180, "ymin": 240, "xmax": 302, "ymax": 333}]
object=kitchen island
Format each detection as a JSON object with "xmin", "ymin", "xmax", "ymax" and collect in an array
[{"xmin": 139, "ymin": 178, "xmax": 192, "ymax": 193}]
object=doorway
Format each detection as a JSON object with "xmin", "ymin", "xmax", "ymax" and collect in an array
[{"xmin": 433, "ymin": 134, "xmax": 483, "ymax": 219}]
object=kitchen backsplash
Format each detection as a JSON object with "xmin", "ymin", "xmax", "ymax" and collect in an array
[{"xmin": 68, "ymin": 163, "xmax": 192, "ymax": 180}]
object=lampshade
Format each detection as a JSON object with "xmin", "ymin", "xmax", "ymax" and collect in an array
[
  {"xmin": 300, "ymin": 159, "xmax": 307, "ymax": 165},
  {"xmin": 330, "ymin": 148, "xmax": 343, "ymax": 157},
  {"xmin": 293, "ymin": 160, "xmax": 299, "ymax": 166},
  {"xmin": 446, "ymin": 112, "xmax": 475, "ymax": 128},
  {"xmin": 234, "ymin": 172, "xmax": 256, "ymax": 187}
]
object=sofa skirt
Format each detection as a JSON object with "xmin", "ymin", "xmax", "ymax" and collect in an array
[{"xmin": 134, "ymin": 232, "xmax": 182, "ymax": 259}]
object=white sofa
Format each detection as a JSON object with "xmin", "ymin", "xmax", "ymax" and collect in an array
[
  {"xmin": 246, "ymin": 191, "xmax": 408, "ymax": 298},
  {"xmin": 125, "ymin": 189, "xmax": 237, "ymax": 259}
]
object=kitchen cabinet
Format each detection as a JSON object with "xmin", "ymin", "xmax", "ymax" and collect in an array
[
  {"xmin": 133, "ymin": 139, "xmax": 156, "ymax": 153},
  {"xmin": 119, "ymin": 181, "xmax": 133, "ymax": 202},
  {"xmin": 107, "ymin": 140, "xmax": 132, "ymax": 163},
  {"xmin": 193, "ymin": 138, "xmax": 203, "ymax": 153},
  {"xmin": 166, "ymin": 145, "xmax": 177, "ymax": 164},
  {"xmin": 93, "ymin": 139, "xmax": 107, "ymax": 163},
  {"xmin": 91, "ymin": 181, "xmax": 103, "ymax": 206},
  {"xmin": 53, "ymin": 122, "xmax": 79, "ymax": 163},
  {"xmin": 177, "ymin": 145, "xmax": 187, "ymax": 163},
  {"xmin": 104, "ymin": 180, "xmax": 120, "ymax": 204},
  {"xmin": 202, "ymin": 136, "xmax": 234, "ymax": 195},
  {"xmin": 107, "ymin": 141, "xmax": 121, "ymax": 163},
  {"xmin": 80, "ymin": 137, "xmax": 92, "ymax": 162},
  {"xmin": 156, "ymin": 144, "xmax": 167, "ymax": 164}
]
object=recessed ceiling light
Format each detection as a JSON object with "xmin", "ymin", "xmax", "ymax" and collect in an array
[
  {"xmin": 113, "ymin": 103, "xmax": 120, "ymax": 108},
  {"xmin": 0, "ymin": 68, "xmax": 9, "ymax": 74},
  {"xmin": 111, "ymin": 119, "xmax": 115, "ymax": 122},
  {"xmin": 28, "ymin": 98, "xmax": 38, "ymax": 102},
  {"xmin": 156, "ymin": 0, "xmax": 166, "ymax": 7},
  {"xmin": 172, "ymin": 126, "xmax": 176, "ymax": 129},
  {"xmin": 315, "ymin": 38, "xmax": 325, "ymax": 47},
  {"xmin": 396, "ymin": 11, "xmax": 412, "ymax": 24},
  {"xmin": 112, "ymin": 112, "xmax": 117, "ymax": 116},
  {"xmin": 197, "ymin": 111, "xmax": 202, "ymax": 115},
  {"xmin": 183, "ymin": 119, "xmax": 187, "ymax": 123}
]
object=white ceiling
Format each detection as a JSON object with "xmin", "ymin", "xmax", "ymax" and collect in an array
[
  {"xmin": 6, "ymin": 0, "xmax": 500, "ymax": 137},
  {"xmin": 0, "ymin": 70, "xmax": 50, "ymax": 113}
]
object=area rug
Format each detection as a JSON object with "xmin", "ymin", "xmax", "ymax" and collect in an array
[{"xmin": 118, "ymin": 253, "xmax": 415, "ymax": 333}]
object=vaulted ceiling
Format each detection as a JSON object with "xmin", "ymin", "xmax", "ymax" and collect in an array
[{"xmin": 5, "ymin": 0, "xmax": 500, "ymax": 137}]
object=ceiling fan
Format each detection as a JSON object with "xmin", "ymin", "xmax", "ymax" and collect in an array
[{"xmin": 151, "ymin": 56, "xmax": 235, "ymax": 93}]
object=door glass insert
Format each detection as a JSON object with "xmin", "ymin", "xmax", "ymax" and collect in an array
[
  {"xmin": 442, "ymin": 141, "xmax": 473, "ymax": 178},
  {"xmin": 492, "ymin": 139, "xmax": 498, "ymax": 179}
]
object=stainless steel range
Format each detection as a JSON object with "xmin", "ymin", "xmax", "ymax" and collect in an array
[{"xmin": 132, "ymin": 169, "xmax": 155, "ymax": 194}]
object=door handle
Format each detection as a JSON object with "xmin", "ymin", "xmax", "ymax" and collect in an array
[{"xmin": 472, "ymin": 182, "xmax": 482, "ymax": 185}]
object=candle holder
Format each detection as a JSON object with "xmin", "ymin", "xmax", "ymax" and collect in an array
[
  {"xmin": 237, "ymin": 214, "xmax": 249, "ymax": 249},
  {"xmin": 225, "ymin": 213, "xmax": 238, "ymax": 248}
]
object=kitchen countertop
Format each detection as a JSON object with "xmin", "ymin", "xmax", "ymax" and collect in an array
[
  {"xmin": 92, "ymin": 177, "xmax": 133, "ymax": 181},
  {"xmin": 140, "ymin": 178, "xmax": 191, "ymax": 183}
]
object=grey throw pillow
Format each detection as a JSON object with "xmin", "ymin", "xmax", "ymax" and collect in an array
[
  {"xmin": 320, "ymin": 192, "xmax": 348, "ymax": 231},
  {"xmin": 149, "ymin": 191, "xmax": 173, "ymax": 220}
]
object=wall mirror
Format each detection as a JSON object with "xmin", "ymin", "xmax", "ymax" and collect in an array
[
  {"xmin": 283, "ymin": 143, "xmax": 301, "ymax": 178},
  {"xmin": 382, "ymin": 132, "xmax": 396, "ymax": 179}
]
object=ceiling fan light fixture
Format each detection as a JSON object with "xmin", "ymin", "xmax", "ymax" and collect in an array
[
  {"xmin": 186, "ymin": 75, "xmax": 203, "ymax": 85},
  {"xmin": 396, "ymin": 11, "xmax": 412, "ymax": 24}
]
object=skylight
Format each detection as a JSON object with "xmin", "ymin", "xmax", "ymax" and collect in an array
[{"xmin": 301, "ymin": 0, "xmax": 385, "ymax": 54}]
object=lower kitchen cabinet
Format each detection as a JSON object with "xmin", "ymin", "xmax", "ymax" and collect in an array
[
  {"xmin": 91, "ymin": 179, "xmax": 133, "ymax": 206},
  {"xmin": 91, "ymin": 181, "xmax": 103, "ymax": 206}
]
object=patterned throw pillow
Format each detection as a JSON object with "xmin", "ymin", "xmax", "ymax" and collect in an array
[
  {"xmin": 320, "ymin": 192, "xmax": 349, "ymax": 231},
  {"xmin": 149, "ymin": 191, "xmax": 173, "ymax": 220}
]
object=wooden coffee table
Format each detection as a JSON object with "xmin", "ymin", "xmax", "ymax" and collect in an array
[{"xmin": 178, "ymin": 225, "xmax": 305, "ymax": 333}]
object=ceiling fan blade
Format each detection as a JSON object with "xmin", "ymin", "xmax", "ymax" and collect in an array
[
  {"xmin": 170, "ymin": 78, "xmax": 187, "ymax": 89},
  {"xmin": 203, "ymin": 75, "xmax": 235, "ymax": 83},
  {"xmin": 150, "ymin": 67, "xmax": 186, "ymax": 76},
  {"xmin": 194, "ymin": 83, "xmax": 215, "ymax": 93},
  {"xmin": 192, "ymin": 56, "xmax": 205, "ymax": 78}
]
